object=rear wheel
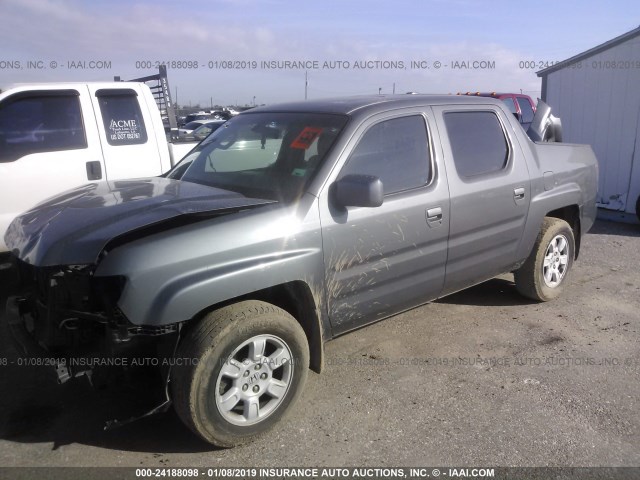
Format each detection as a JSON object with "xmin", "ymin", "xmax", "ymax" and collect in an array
[
  {"xmin": 514, "ymin": 217, "xmax": 575, "ymax": 301},
  {"xmin": 171, "ymin": 300, "xmax": 309, "ymax": 447}
]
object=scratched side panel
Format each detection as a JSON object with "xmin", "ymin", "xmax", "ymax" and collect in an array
[
  {"xmin": 315, "ymin": 107, "xmax": 451, "ymax": 335},
  {"xmin": 321, "ymin": 190, "xmax": 449, "ymax": 334}
]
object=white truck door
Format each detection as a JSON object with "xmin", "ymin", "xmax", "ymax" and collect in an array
[
  {"xmin": 88, "ymin": 84, "xmax": 165, "ymax": 180},
  {"xmin": 0, "ymin": 86, "xmax": 105, "ymax": 252}
]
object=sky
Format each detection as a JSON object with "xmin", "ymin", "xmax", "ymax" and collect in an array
[{"xmin": 1, "ymin": 0, "xmax": 639, "ymax": 107}]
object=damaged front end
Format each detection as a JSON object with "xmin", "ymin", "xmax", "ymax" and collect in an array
[
  {"xmin": 3, "ymin": 177, "xmax": 276, "ymax": 427},
  {"xmin": 3, "ymin": 176, "xmax": 273, "ymax": 383},
  {"xmin": 7, "ymin": 260, "xmax": 180, "ymax": 386}
]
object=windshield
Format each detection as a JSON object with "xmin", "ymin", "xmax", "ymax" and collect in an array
[{"xmin": 168, "ymin": 112, "xmax": 348, "ymax": 203}]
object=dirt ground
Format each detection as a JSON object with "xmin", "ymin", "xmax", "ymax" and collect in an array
[{"xmin": 0, "ymin": 218, "xmax": 638, "ymax": 468}]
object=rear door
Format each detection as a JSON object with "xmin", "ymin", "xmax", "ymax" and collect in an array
[
  {"xmin": 432, "ymin": 104, "xmax": 531, "ymax": 296},
  {"xmin": 0, "ymin": 86, "xmax": 104, "ymax": 251},
  {"xmin": 88, "ymin": 85, "xmax": 165, "ymax": 180},
  {"xmin": 319, "ymin": 110, "xmax": 450, "ymax": 334}
]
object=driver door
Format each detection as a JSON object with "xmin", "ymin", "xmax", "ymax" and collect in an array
[{"xmin": 318, "ymin": 111, "xmax": 450, "ymax": 335}]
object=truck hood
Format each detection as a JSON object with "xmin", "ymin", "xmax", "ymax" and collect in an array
[{"xmin": 5, "ymin": 177, "xmax": 274, "ymax": 266}]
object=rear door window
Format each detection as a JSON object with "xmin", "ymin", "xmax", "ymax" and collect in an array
[
  {"xmin": 96, "ymin": 89, "xmax": 148, "ymax": 146},
  {"xmin": 444, "ymin": 111, "xmax": 509, "ymax": 178},
  {"xmin": 0, "ymin": 91, "xmax": 86, "ymax": 162}
]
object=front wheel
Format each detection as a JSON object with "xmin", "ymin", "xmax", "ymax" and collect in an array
[
  {"xmin": 514, "ymin": 217, "xmax": 575, "ymax": 302},
  {"xmin": 171, "ymin": 300, "xmax": 309, "ymax": 447}
]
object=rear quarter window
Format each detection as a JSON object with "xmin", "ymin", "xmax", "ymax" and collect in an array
[{"xmin": 444, "ymin": 111, "xmax": 509, "ymax": 178}]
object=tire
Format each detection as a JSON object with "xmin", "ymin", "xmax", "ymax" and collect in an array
[
  {"xmin": 636, "ymin": 195, "xmax": 640, "ymax": 224},
  {"xmin": 514, "ymin": 217, "xmax": 575, "ymax": 302},
  {"xmin": 171, "ymin": 300, "xmax": 309, "ymax": 447}
]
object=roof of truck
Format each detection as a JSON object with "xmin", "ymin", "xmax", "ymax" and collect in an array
[
  {"xmin": 247, "ymin": 94, "xmax": 503, "ymax": 116},
  {"xmin": 1, "ymin": 81, "xmax": 145, "ymax": 93}
]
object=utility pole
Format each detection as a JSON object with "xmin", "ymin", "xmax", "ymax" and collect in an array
[
  {"xmin": 393, "ymin": 83, "xmax": 396, "ymax": 94},
  {"xmin": 305, "ymin": 71, "xmax": 308, "ymax": 100}
]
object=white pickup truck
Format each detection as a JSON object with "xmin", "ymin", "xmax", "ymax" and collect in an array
[{"xmin": 0, "ymin": 80, "xmax": 197, "ymax": 253}]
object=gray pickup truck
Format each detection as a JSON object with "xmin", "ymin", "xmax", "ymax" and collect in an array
[{"xmin": 4, "ymin": 95, "xmax": 597, "ymax": 447}]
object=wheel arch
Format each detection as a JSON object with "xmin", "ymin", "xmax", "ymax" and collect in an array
[
  {"xmin": 545, "ymin": 205, "xmax": 581, "ymax": 259},
  {"xmin": 182, "ymin": 281, "xmax": 325, "ymax": 374}
]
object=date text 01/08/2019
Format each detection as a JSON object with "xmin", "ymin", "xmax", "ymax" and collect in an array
[
  {"xmin": 519, "ymin": 59, "xmax": 640, "ymax": 70},
  {"xmin": 134, "ymin": 467, "xmax": 497, "ymax": 478}
]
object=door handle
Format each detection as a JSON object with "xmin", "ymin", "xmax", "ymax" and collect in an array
[
  {"xmin": 514, "ymin": 187, "xmax": 525, "ymax": 200},
  {"xmin": 86, "ymin": 161, "xmax": 103, "ymax": 181},
  {"xmin": 426, "ymin": 207, "xmax": 443, "ymax": 226},
  {"xmin": 427, "ymin": 207, "xmax": 442, "ymax": 220}
]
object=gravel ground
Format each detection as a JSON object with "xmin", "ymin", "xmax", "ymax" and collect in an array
[{"xmin": 0, "ymin": 218, "xmax": 638, "ymax": 468}]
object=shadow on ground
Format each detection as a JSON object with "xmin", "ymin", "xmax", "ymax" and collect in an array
[
  {"xmin": 589, "ymin": 219, "xmax": 640, "ymax": 237},
  {"xmin": 436, "ymin": 277, "xmax": 537, "ymax": 307},
  {"xmin": 0, "ymin": 360, "xmax": 216, "ymax": 454},
  {"xmin": 0, "ymin": 297, "xmax": 215, "ymax": 454}
]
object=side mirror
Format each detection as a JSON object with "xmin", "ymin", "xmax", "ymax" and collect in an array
[
  {"xmin": 333, "ymin": 174, "xmax": 383, "ymax": 208},
  {"xmin": 512, "ymin": 111, "xmax": 522, "ymax": 123}
]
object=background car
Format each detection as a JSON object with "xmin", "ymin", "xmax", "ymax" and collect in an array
[
  {"xmin": 178, "ymin": 119, "xmax": 217, "ymax": 136},
  {"xmin": 180, "ymin": 119, "xmax": 227, "ymax": 141},
  {"xmin": 179, "ymin": 112, "xmax": 214, "ymax": 127},
  {"xmin": 458, "ymin": 92, "xmax": 537, "ymax": 130}
]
